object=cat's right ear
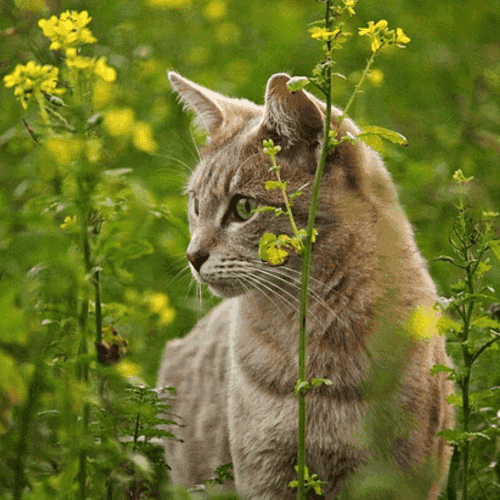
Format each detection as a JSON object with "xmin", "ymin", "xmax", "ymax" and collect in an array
[{"xmin": 168, "ymin": 72, "xmax": 224, "ymax": 135}]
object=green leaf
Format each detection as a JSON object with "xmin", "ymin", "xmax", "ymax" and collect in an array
[
  {"xmin": 446, "ymin": 393, "xmax": 463, "ymax": 407},
  {"xmin": 293, "ymin": 379, "xmax": 310, "ymax": 396},
  {"xmin": 286, "ymin": 76, "xmax": 309, "ymax": 92},
  {"xmin": 265, "ymin": 180, "xmax": 286, "ymax": 190},
  {"xmin": 471, "ymin": 317, "xmax": 500, "ymax": 330},
  {"xmin": 489, "ymin": 240, "xmax": 500, "ymax": 264},
  {"xmin": 311, "ymin": 378, "xmax": 333, "ymax": 387},
  {"xmin": 436, "ymin": 428, "xmax": 462, "ymax": 443},
  {"xmin": 358, "ymin": 126, "xmax": 408, "ymax": 151},
  {"xmin": 253, "ymin": 206, "xmax": 276, "ymax": 214},
  {"xmin": 430, "ymin": 364, "xmax": 455, "ymax": 376},
  {"xmin": 434, "ymin": 255, "xmax": 455, "ymax": 264},
  {"xmin": 436, "ymin": 315, "xmax": 462, "ymax": 335},
  {"xmin": 469, "ymin": 389, "xmax": 494, "ymax": 404}
]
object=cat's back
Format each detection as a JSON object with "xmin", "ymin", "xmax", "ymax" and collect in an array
[{"xmin": 157, "ymin": 298, "xmax": 236, "ymax": 487}]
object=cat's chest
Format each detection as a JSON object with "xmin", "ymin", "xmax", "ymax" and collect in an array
[{"xmin": 229, "ymin": 297, "xmax": 369, "ymax": 396}]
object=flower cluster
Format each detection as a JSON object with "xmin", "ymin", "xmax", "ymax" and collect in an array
[
  {"xmin": 3, "ymin": 62, "xmax": 65, "ymax": 109},
  {"xmin": 38, "ymin": 10, "xmax": 97, "ymax": 50},
  {"xmin": 66, "ymin": 48, "xmax": 116, "ymax": 83},
  {"xmin": 359, "ymin": 20, "xmax": 410, "ymax": 53},
  {"xmin": 4, "ymin": 10, "xmax": 116, "ymax": 109}
]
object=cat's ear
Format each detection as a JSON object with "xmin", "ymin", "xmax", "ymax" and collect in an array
[
  {"xmin": 261, "ymin": 73, "xmax": 324, "ymax": 149},
  {"xmin": 168, "ymin": 72, "xmax": 224, "ymax": 134}
]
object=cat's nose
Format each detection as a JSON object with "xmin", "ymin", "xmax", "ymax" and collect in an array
[{"xmin": 186, "ymin": 248, "xmax": 209, "ymax": 273}]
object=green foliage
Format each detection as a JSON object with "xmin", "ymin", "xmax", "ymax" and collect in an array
[
  {"xmin": 0, "ymin": 0, "xmax": 499, "ymax": 499},
  {"xmin": 433, "ymin": 170, "xmax": 500, "ymax": 500}
]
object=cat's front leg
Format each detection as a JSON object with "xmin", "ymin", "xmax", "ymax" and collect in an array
[{"xmin": 227, "ymin": 379, "xmax": 300, "ymax": 499}]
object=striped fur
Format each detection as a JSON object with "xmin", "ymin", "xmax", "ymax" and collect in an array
[{"xmin": 157, "ymin": 72, "xmax": 454, "ymax": 499}]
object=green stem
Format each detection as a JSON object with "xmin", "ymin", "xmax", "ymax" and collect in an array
[
  {"xmin": 13, "ymin": 362, "xmax": 44, "ymax": 500},
  {"xmin": 336, "ymin": 50, "xmax": 377, "ymax": 133},
  {"xmin": 275, "ymin": 168, "xmax": 300, "ymax": 239},
  {"xmin": 297, "ymin": 2, "xmax": 333, "ymax": 498}
]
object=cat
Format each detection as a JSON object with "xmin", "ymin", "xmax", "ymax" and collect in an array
[{"xmin": 157, "ymin": 71, "xmax": 454, "ymax": 499}]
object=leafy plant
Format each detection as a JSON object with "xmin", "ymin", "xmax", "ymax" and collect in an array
[{"xmin": 433, "ymin": 170, "xmax": 500, "ymax": 500}]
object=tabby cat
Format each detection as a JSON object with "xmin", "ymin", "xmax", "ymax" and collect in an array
[{"xmin": 157, "ymin": 71, "xmax": 454, "ymax": 499}]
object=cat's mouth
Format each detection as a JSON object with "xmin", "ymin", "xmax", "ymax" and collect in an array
[{"xmin": 190, "ymin": 267, "xmax": 248, "ymax": 298}]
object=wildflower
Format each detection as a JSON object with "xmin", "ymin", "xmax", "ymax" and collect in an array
[
  {"xmin": 147, "ymin": 292, "xmax": 176, "ymax": 325},
  {"xmin": 396, "ymin": 28, "xmax": 411, "ymax": 46},
  {"xmin": 60, "ymin": 215, "xmax": 77, "ymax": 229},
  {"xmin": 148, "ymin": 292, "xmax": 169, "ymax": 313},
  {"xmin": 47, "ymin": 137, "xmax": 84, "ymax": 165},
  {"xmin": 38, "ymin": 10, "xmax": 97, "ymax": 51},
  {"xmin": 309, "ymin": 26, "xmax": 340, "ymax": 42},
  {"xmin": 453, "ymin": 169, "xmax": 474, "ymax": 184},
  {"xmin": 406, "ymin": 305, "xmax": 440, "ymax": 341},
  {"xmin": 369, "ymin": 68, "xmax": 384, "ymax": 86},
  {"xmin": 93, "ymin": 57, "xmax": 117, "ymax": 82},
  {"xmin": 343, "ymin": 0, "xmax": 356, "ymax": 16},
  {"xmin": 133, "ymin": 122, "xmax": 158, "ymax": 153},
  {"xmin": 204, "ymin": 0, "xmax": 227, "ymax": 20},
  {"xmin": 358, "ymin": 20, "xmax": 387, "ymax": 37},
  {"xmin": 104, "ymin": 108, "xmax": 135, "ymax": 137},
  {"xmin": 3, "ymin": 61, "xmax": 64, "ymax": 109},
  {"xmin": 65, "ymin": 48, "xmax": 94, "ymax": 70}
]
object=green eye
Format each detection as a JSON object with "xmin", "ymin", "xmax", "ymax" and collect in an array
[{"xmin": 234, "ymin": 197, "xmax": 258, "ymax": 221}]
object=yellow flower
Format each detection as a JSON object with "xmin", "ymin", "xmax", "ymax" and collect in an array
[
  {"xmin": 309, "ymin": 26, "xmax": 340, "ymax": 42},
  {"xmin": 47, "ymin": 137, "xmax": 84, "ymax": 165},
  {"xmin": 116, "ymin": 360, "xmax": 141, "ymax": 379},
  {"xmin": 160, "ymin": 307, "xmax": 176, "ymax": 325},
  {"xmin": 60, "ymin": 215, "xmax": 77, "ymax": 229},
  {"xmin": 92, "ymin": 80, "xmax": 114, "ymax": 109},
  {"xmin": 39, "ymin": 10, "xmax": 97, "ymax": 50},
  {"xmin": 65, "ymin": 48, "xmax": 94, "ymax": 70},
  {"xmin": 204, "ymin": 0, "xmax": 226, "ymax": 20},
  {"xmin": 104, "ymin": 108, "xmax": 135, "ymax": 137},
  {"xmin": 94, "ymin": 57, "xmax": 117, "ymax": 82},
  {"xmin": 369, "ymin": 68, "xmax": 384, "ymax": 86},
  {"xmin": 359, "ymin": 20, "xmax": 387, "ymax": 37},
  {"xmin": 133, "ymin": 121, "xmax": 158, "ymax": 154},
  {"xmin": 148, "ymin": 292, "xmax": 169, "ymax": 313},
  {"xmin": 396, "ymin": 28, "xmax": 411, "ymax": 46},
  {"xmin": 3, "ymin": 61, "xmax": 64, "ymax": 109},
  {"xmin": 406, "ymin": 305, "xmax": 440, "ymax": 341},
  {"xmin": 343, "ymin": 0, "xmax": 356, "ymax": 16}
]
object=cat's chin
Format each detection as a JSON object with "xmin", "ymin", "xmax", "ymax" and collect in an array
[{"xmin": 207, "ymin": 283, "xmax": 247, "ymax": 299}]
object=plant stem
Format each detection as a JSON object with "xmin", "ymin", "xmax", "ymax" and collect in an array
[
  {"xmin": 297, "ymin": 1, "xmax": 333, "ymax": 498},
  {"xmin": 13, "ymin": 362, "xmax": 43, "ymax": 500},
  {"xmin": 275, "ymin": 168, "xmax": 300, "ymax": 239}
]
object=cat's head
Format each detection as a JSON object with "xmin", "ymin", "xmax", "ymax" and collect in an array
[{"xmin": 169, "ymin": 71, "xmax": 398, "ymax": 299}]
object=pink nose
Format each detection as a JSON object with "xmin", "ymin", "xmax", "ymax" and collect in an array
[{"xmin": 186, "ymin": 248, "xmax": 209, "ymax": 273}]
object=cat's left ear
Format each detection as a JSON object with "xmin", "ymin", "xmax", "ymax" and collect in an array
[
  {"xmin": 168, "ymin": 71, "xmax": 259, "ymax": 136},
  {"xmin": 260, "ymin": 73, "xmax": 324, "ymax": 149}
]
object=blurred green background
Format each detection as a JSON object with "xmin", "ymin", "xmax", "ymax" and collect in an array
[{"xmin": 1, "ymin": 0, "xmax": 499, "ymax": 386}]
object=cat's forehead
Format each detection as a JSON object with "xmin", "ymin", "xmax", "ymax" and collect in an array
[{"xmin": 186, "ymin": 120, "xmax": 268, "ymax": 199}]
